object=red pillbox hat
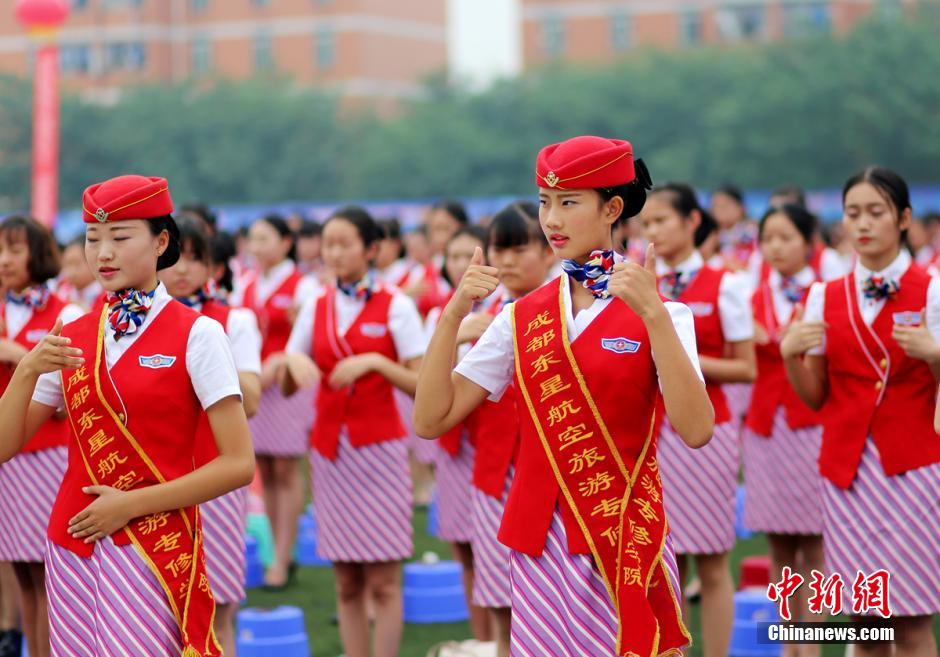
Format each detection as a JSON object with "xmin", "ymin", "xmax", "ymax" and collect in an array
[
  {"xmin": 536, "ymin": 136, "xmax": 637, "ymax": 190},
  {"xmin": 82, "ymin": 175, "xmax": 174, "ymax": 224}
]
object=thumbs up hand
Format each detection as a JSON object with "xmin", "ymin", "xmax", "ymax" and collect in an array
[
  {"xmin": 892, "ymin": 307, "xmax": 940, "ymax": 364},
  {"xmin": 608, "ymin": 243, "xmax": 667, "ymax": 320},
  {"xmin": 446, "ymin": 246, "xmax": 500, "ymax": 320},
  {"xmin": 780, "ymin": 303, "xmax": 827, "ymax": 359},
  {"xmin": 20, "ymin": 317, "xmax": 85, "ymax": 377},
  {"xmin": 644, "ymin": 242, "xmax": 658, "ymax": 276}
]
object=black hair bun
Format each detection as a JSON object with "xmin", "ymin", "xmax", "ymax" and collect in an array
[
  {"xmin": 154, "ymin": 215, "xmax": 181, "ymax": 270},
  {"xmin": 634, "ymin": 158, "xmax": 653, "ymax": 191}
]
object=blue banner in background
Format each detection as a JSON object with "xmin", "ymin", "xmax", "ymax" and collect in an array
[{"xmin": 47, "ymin": 186, "xmax": 940, "ymax": 243}]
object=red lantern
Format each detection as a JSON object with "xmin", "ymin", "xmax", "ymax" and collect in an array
[{"xmin": 14, "ymin": 0, "xmax": 70, "ymax": 31}]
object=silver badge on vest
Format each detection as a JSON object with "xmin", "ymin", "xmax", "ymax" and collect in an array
[
  {"xmin": 601, "ymin": 337, "xmax": 641, "ymax": 354},
  {"xmin": 139, "ymin": 354, "xmax": 177, "ymax": 369}
]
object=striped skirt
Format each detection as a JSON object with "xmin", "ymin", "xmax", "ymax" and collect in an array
[
  {"xmin": 200, "ymin": 487, "xmax": 248, "ymax": 605},
  {"xmin": 658, "ymin": 421, "xmax": 738, "ymax": 555},
  {"xmin": 510, "ymin": 509, "xmax": 685, "ymax": 657},
  {"xmin": 823, "ymin": 439, "xmax": 940, "ymax": 617},
  {"xmin": 249, "ymin": 384, "xmax": 316, "ymax": 457},
  {"xmin": 742, "ymin": 409, "xmax": 823, "ymax": 535},
  {"xmin": 310, "ymin": 435, "xmax": 413, "ymax": 563},
  {"xmin": 470, "ymin": 469, "xmax": 513, "ymax": 609},
  {"xmin": 435, "ymin": 437, "xmax": 476, "ymax": 544},
  {"xmin": 723, "ymin": 383, "xmax": 752, "ymax": 428},
  {"xmin": 45, "ymin": 538, "xmax": 183, "ymax": 657},
  {"xmin": 0, "ymin": 447, "xmax": 67, "ymax": 562},
  {"xmin": 397, "ymin": 391, "xmax": 438, "ymax": 466}
]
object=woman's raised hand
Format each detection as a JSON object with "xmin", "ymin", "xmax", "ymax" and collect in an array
[
  {"xmin": 780, "ymin": 304, "xmax": 826, "ymax": 359},
  {"xmin": 21, "ymin": 319, "xmax": 84, "ymax": 376},
  {"xmin": 608, "ymin": 243, "xmax": 665, "ymax": 320},
  {"xmin": 446, "ymin": 247, "xmax": 500, "ymax": 320}
]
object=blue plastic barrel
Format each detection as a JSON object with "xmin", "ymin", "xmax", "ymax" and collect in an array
[
  {"xmin": 735, "ymin": 484, "xmax": 755, "ymax": 539},
  {"xmin": 729, "ymin": 588, "xmax": 782, "ymax": 657},
  {"xmin": 403, "ymin": 561, "xmax": 469, "ymax": 623},
  {"xmin": 244, "ymin": 535, "xmax": 264, "ymax": 589},
  {"xmin": 236, "ymin": 606, "xmax": 309, "ymax": 657}
]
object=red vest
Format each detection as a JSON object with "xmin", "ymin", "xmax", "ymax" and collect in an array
[
  {"xmin": 469, "ymin": 298, "xmax": 520, "ymax": 498},
  {"xmin": 193, "ymin": 301, "xmax": 233, "ymax": 467},
  {"xmin": 310, "ymin": 288, "xmax": 406, "ymax": 459},
  {"xmin": 471, "ymin": 385, "xmax": 520, "ymax": 499},
  {"xmin": 675, "ymin": 267, "xmax": 731, "ymax": 424},
  {"xmin": 820, "ymin": 267, "xmax": 940, "ymax": 489},
  {"xmin": 243, "ymin": 268, "xmax": 302, "ymax": 361},
  {"xmin": 49, "ymin": 302, "xmax": 202, "ymax": 556},
  {"xmin": 437, "ymin": 400, "xmax": 474, "ymax": 456},
  {"xmin": 745, "ymin": 281, "xmax": 820, "ymax": 436},
  {"xmin": 430, "ymin": 295, "xmax": 473, "ymax": 457},
  {"xmin": 0, "ymin": 295, "xmax": 70, "ymax": 453},
  {"xmin": 498, "ymin": 281, "xmax": 661, "ymax": 556},
  {"xmin": 416, "ymin": 262, "xmax": 450, "ymax": 318}
]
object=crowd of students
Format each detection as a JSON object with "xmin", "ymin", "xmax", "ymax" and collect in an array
[{"xmin": 0, "ymin": 135, "xmax": 936, "ymax": 657}]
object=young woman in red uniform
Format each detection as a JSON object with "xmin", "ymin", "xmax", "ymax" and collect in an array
[
  {"xmin": 415, "ymin": 136, "xmax": 713, "ymax": 657},
  {"xmin": 234, "ymin": 214, "xmax": 319, "ymax": 588},
  {"xmin": 744, "ymin": 205, "xmax": 826, "ymax": 657},
  {"xmin": 406, "ymin": 202, "xmax": 467, "ymax": 317},
  {"xmin": 468, "ymin": 201, "xmax": 556, "ymax": 657},
  {"xmin": 639, "ymin": 183, "xmax": 756, "ymax": 657},
  {"xmin": 709, "ymin": 185, "xmax": 758, "ymax": 275},
  {"xmin": 0, "ymin": 216, "xmax": 83, "ymax": 657},
  {"xmin": 0, "ymin": 175, "xmax": 254, "ymax": 657},
  {"xmin": 427, "ymin": 225, "xmax": 492, "ymax": 642},
  {"xmin": 783, "ymin": 167, "xmax": 939, "ymax": 657},
  {"xmin": 57, "ymin": 236, "xmax": 102, "ymax": 311},
  {"xmin": 161, "ymin": 217, "xmax": 262, "ymax": 656},
  {"xmin": 374, "ymin": 219, "xmax": 410, "ymax": 287},
  {"xmin": 395, "ymin": 224, "xmax": 440, "ymax": 502},
  {"xmin": 283, "ymin": 206, "xmax": 426, "ymax": 657}
]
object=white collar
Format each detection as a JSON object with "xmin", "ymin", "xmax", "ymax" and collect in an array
[
  {"xmin": 259, "ymin": 259, "xmax": 295, "ymax": 283},
  {"xmin": 109, "ymin": 281, "xmax": 169, "ymax": 303},
  {"xmin": 768, "ymin": 266, "xmax": 816, "ymax": 289},
  {"xmin": 150, "ymin": 281, "xmax": 170, "ymax": 304},
  {"xmin": 854, "ymin": 249, "xmax": 910, "ymax": 288},
  {"xmin": 656, "ymin": 250, "xmax": 703, "ymax": 278}
]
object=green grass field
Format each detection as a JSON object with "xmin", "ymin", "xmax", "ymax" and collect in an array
[{"xmin": 245, "ymin": 508, "xmax": 939, "ymax": 657}]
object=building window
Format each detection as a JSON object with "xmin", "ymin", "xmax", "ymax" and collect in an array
[
  {"xmin": 315, "ymin": 27, "xmax": 335, "ymax": 70},
  {"xmin": 60, "ymin": 44, "xmax": 91, "ymax": 74},
  {"xmin": 254, "ymin": 31, "xmax": 273, "ymax": 71},
  {"xmin": 716, "ymin": 5, "xmax": 766, "ymax": 41},
  {"xmin": 541, "ymin": 15, "xmax": 565, "ymax": 57},
  {"xmin": 191, "ymin": 0, "xmax": 208, "ymax": 11},
  {"xmin": 610, "ymin": 10, "xmax": 632, "ymax": 51},
  {"xmin": 192, "ymin": 35, "xmax": 211, "ymax": 74},
  {"xmin": 252, "ymin": 0, "xmax": 269, "ymax": 6},
  {"xmin": 103, "ymin": 0, "xmax": 145, "ymax": 8},
  {"xmin": 783, "ymin": 2, "xmax": 832, "ymax": 37},
  {"xmin": 71, "ymin": 0, "xmax": 89, "ymax": 9},
  {"xmin": 105, "ymin": 42, "xmax": 146, "ymax": 71},
  {"xmin": 680, "ymin": 8, "xmax": 703, "ymax": 45}
]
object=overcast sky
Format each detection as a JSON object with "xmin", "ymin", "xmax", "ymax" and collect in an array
[{"xmin": 447, "ymin": 0, "xmax": 522, "ymax": 88}]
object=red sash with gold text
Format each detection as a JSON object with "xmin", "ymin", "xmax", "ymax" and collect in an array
[
  {"xmin": 62, "ymin": 305, "xmax": 220, "ymax": 657},
  {"xmin": 510, "ymin": 279, "xmax": 688, "ymax": 657}
]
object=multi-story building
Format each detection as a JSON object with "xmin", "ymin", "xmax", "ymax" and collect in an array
[
  {"xmin": 0, "ymin": 0, "xmax": 447, "ymax": 103},
  {"xmin": 521, "ymin": 0, "xmax": 912, "ymax": 68}
]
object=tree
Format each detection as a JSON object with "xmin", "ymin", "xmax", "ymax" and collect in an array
[{"xmin": 1, "ymin": 14, "xmax": 939, "ymax": 213}]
